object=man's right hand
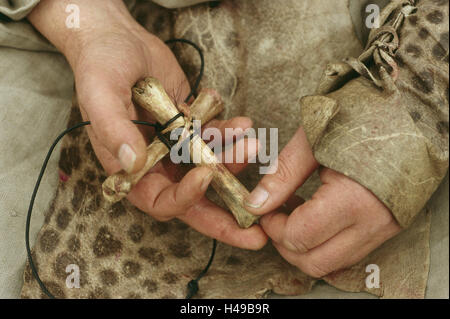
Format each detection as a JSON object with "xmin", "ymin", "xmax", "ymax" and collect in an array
[{"xmin": 29, "ymin": 0, "xmax": 268, "ymax": 250}]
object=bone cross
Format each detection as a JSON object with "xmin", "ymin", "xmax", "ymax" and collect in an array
[{"xmin": 102, "ymin": 77, "xmax": 258, "ymax": 228}]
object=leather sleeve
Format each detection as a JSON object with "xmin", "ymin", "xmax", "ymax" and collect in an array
[{"xmin": 300, "ymin": 0, "xmax": 449, "ymax": 227}]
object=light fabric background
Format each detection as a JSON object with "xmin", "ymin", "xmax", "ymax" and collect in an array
[{"xmin": 0, "ymin": 22, "xmax": 74, "ymax": 298}]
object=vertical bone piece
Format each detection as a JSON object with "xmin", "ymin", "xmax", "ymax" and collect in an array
[
  {"xmin": 132, "ymin": 77, "xmax": 259, "ymax": 228},
  {"xmin": 189, "ymin": 134, "xmax": 259, "ymax": 228}
]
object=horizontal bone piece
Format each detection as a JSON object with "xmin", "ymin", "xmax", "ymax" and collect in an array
[{"xmin": 102, "ymin": 87, "xmax": 224, "ymax": 203}]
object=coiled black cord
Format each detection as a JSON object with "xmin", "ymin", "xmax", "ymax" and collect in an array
[{"xmin": 25, "ymin": 38, "xmax": 216, "ymax": 299}]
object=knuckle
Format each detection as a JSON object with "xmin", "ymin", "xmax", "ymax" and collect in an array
[
  {"xmin": 310, "ymin": 192, "xmax": 327, "ymax": 209},
  {"xmin": 217, "ymin": 222, "xmax": 233, "ymax": 243},
  {"xmin": 249, "ymin": 237, "xmax": 267, "ymax": 251},
  {"xmin": 302, "ymin": 260, "xmax": 334, "ymax": 278},
  {"xmin": 144, "ymin": 187, "xmax": 167, "ymax": 216},
  {"xmin": 93, "ymin": 119, "xmax": 116, "ymax": 142},
  {"xmin": 309, "ymin": 194, "xmax": 330, "ymax": 218},
  {"xmin": 376, "ymin": 210, "xmax": 395, "ymax": 229},
  {"xmin": 284, "ymin": 223, "xmax": 310, "ymax": 253},
  {"xmin": 145, "ymin": 194, "xmax": 176, "ymax": 221},
  {"xmin": 145, "ymin": 192, "xmax": 159, "ymax": 212}
]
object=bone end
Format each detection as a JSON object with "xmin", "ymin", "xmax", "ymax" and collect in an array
[{"xmin": 102, "ymin": 175, "xmax": 131, "ymax": 203}]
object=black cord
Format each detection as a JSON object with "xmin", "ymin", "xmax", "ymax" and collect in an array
[
  {"xmin": 186, "ymin": 239, "xmax": 217, "ymax": 299},
  {"xmin": 26, "ymin": 121, "xmax": 92, "ymax": 298},
  {"xmin": 26, "ymin": 38, "xmax": 216, "ymax": 299},
  {"xmin": 165, "ymin": 38, "xmax": 204, "ymax": 103}
]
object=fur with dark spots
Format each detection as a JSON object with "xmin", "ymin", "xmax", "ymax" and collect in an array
[
  {"xmin": 59, "ymin": 146, "xmax": 81, "ymax": 176},
  {"xmin": 175, "ymin": 220, "xmax": 189, "ymax": 230},
  {"xmin": 67, "ymin": 107, "xmax": 83, "ymax": 138},
  {"xmin": 431, "ymin": 32, "xmax": 448, "ymax": 60},
  {"xmin": 76, "ymin": 223, "xmax": 85, "ymax": 233},
  {"xmin": 201, "ymin": 32, "xmax": 214, "ymax": 48},
  {"xmin": 127, "ymin": 224, "xmax": 145, "ymax": 243},
  {"xmin": 405, "ymin": 44, "xmax": 422, "ymax": 58},
  {"xmin": 109, "ymin": 202, "xmax": 126, "ymax": 218},
  {"xmin": 84, "ymin": 141, "xmax": 94, "ymax": 156},
  {"xmin": 150, "ymin": 221, "xmax": 170, "ymax": 236},
  {"xmin": 409, "ymin": 111, "xmax": 422, "ymax": 122},
  {"xmin": 426, "ymin": 10, "xmax": 444, "ymax": 24},
  {"xmin": 226, "ymin": 31, "xmax": 240, "ymax": 48},
  {"xmin": 408, "ymin": 15, "xmax": 418, "ymax": 25},
  {"xmin": 395, "ymin": 53, "xmax": 406, "ymax": 67},
  {"xmin": 39, "ymin": 229, "xmax": 59, "ymax": 253},
  {"xmin": 67, "ymin": 235, "xmax": 81, "ymax": 252},
  {"xmin": 138, "ymin": 247, "xmax": 165, "ymax": 266},
  {"xmin": 162, "ymin": 272, "xmax": 179, "ymax": 284},
  {"xmin": 412, "ymin": 70, "xmax": 435, "ymax": 94},
  {"xmin": 440, "ymin": 32, "xmax": 449, "ymax": 50},
  {"xmin": 98, "ymin": 174, "xmax": 107, "ymax": 183},
  {"xmin": 24, "ymin": 251, "xmax": 38, "ymax": 283},
  {"xmin": 226, "ymin": 255, "xmax": 243, "ymax": 265},
  {"xmin": 436, "ymin": 121, "xmax": 449, "ymax": 134},
  {"xmin": 92, "ymin": 227, "xmax": 123, "ymax": 257},
  {"xmin": 85, "ymin": 142, "xmax": 103, "ymax": 170},
  {"xmin": 72, "ymin": 180, "xmax": 86, "ymax": 211},
  {"xmin": 152, "ymin": 14, "xmax": 166, "ymax": 34},
  {"xmin": 56, "ymin": 208, "xmax": 71, "ymax": 230},
  {"xmin": 86, "ymin": 183, "xmax": 100, "ymax": 196},
  {"xmin": 87, "ymin": 194, "xmax": 102, "ymax": 212},
  {"xmin": 85, "ymin": 169, "xmax": 97, "ymax": 182},
  {"xmin": 100, "ymin": 269, "xmax": 118, "ymax": 286},
  {"xmin": 169, "ymin": 242, "xmax": 192, "ymax": 258},
  {"xmin": 41, "ymin": 281, "xmax": 65, "ymax": 299},
  {"xmin": 44, "ymin": 197, "xmax": 57, "ymax": 224},
  {"xmin": 88, "ymin": 287, "xmax": 110, "ymax": 299},
  {"xmin": 142, "ymin": 279, "xmax": 158, "ymax": 293},
  {"xmin": 432, "ymin": 0, "xmax": 448, "ymax": 5},
  {"xmin": 418, "ymin": 28, "xmax": 429, "ymax": 39},
  {"xmin": 84, "ymin": 183, "xmax": 102, "ymax": 213},
  {"xmin": 122, "ymin": 260, "xmax": 142, "ymax": 278}
]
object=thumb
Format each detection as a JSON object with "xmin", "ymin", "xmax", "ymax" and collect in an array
[
  {"xmin": 79, "ymin": 81, "xmax": 148, "ymax": 174},
  {"xmin": 244, "ymin": 127, "xmax": 318, "ymax": 215}
]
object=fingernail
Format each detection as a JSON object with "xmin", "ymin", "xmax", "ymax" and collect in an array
[
  {"xmin": 201, "ymin": 171, "xmax": 214, "ymax": 191},
  {"xmin": 118, "ymin": 144, "xmax": 136, "ymax": 173},
  {"xmin": 245, "ymin": 186, "xmax": 269, "ymax": 209}
]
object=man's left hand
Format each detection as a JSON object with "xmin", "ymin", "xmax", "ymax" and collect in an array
[{"xmin": 244, "ymin": 127, "xmax": 401, "ymax": 277}]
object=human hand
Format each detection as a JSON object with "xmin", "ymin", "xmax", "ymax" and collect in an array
[
  {"xmin": 244, "ymin": 127, "xmax": 401, "ymax": 276},
  {"xmin": 29, "ymin": 0, "xmax": 267, "ymax": 250}
]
